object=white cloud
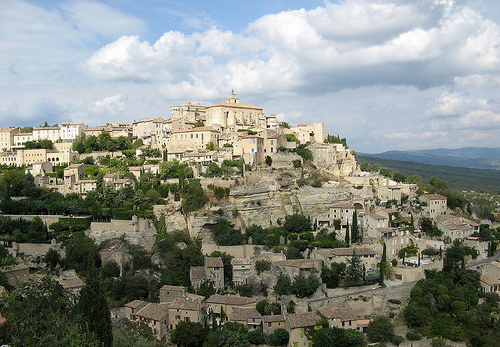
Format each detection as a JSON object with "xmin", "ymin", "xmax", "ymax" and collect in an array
[
  {"xmin": 91, "ymin": 95, "xmax": 129, "ymax": 114},
  {"xmin": 3, "ymin": 0, "xmax": 500, "ymax": 152},
  {"xmin": 60, "ymin": 1, "xmax": 145, "ymax": 39}
]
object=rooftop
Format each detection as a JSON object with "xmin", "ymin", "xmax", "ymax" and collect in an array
[{"xmin": 286, "ymin": 312, "xmax": 322, "ymax": 329}]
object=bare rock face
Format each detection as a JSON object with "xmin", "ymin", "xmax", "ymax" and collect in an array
[
  {"xmin": 229, "ymin": 180, "xmax": 354, "ymax": 230},
  {"xmin": 86, "ymin": 224, "xmax": 157, "ymax": 251},
  {"xmin": 152, "ymin": 172, "xmax": 375, "ymax": 239}
]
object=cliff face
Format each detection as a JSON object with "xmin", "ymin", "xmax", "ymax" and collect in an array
[{"xmin": 154, "ymin": 175, "xmax": 375, "ymax": 239}]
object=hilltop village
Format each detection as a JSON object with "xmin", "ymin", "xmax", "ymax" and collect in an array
[{"xmin": 0, "ymin": 92, "xmax": 499, "ymax": 347}]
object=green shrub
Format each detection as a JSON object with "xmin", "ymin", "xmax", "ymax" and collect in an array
[{"xmin": 406, "ymin": 331, "xmax": 422, "ymax": 341}]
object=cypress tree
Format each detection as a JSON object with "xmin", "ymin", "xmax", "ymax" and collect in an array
[
  {"xmin": 77, "ymin": 254, "xmax": 112, "ymax": 347},
  {"xmin": 351, "ymin": 211, "xmax": 358, "ymax": 243},
  {"xmin": 380, "ymin": 242, "xmax": 386, "ymax": 287},
  {"xmin": 345, "ymin": 220, "xmax": 350, "ymax": 246}
]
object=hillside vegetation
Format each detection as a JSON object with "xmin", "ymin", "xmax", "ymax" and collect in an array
[{"xmin": 357, "ymin": 155, "xmax": 500, "ymax": 193}]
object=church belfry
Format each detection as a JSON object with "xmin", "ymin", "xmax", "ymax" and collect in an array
[{"xmin": 226, "ymin": 90, "xmax": 240, "ymax": 104}]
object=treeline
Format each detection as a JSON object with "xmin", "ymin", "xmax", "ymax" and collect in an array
[{"xmin": 72, "ymin": 132, "xmax": 137, "ymax": 154}]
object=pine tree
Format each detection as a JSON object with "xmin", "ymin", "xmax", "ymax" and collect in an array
[
  {"xmin": 77, "ymin": 254, "xmax": 113, "ymax": 347},
  {"xmin": 380, "ymin": 242, "xmax": 386, "ymax": 287}
]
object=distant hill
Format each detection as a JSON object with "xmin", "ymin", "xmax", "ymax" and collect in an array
[
  {"xmin": 359, "ymin": 147, "xmax": 500, "ymax": 170},
  {"xmin": 356, "ymin": 155, "xmax": 500, "ymax": 193}
]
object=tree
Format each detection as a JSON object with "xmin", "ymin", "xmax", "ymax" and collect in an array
[
  {"xmin": 344, "ymin": 254, "xmax": 363, "ymax": 287},
  {"xmin": 44, "ymin": 248, "xmax": 61, "ymax": 271},
  {"xmin": 28, "ymin": 216, "xmax": 48, "ymax": 242},
  {"xmin": 291, "ymin": 275, "xmax": 320, "ymax": 298},
  {"xmin": 77, "ymin": 254, "xmax": 113, "ymax": 347},
  {"xmin": 366, "ymin": 316, "xmax": 394, "ymax": 342},
  {"xmin": 267, "ymin": 328, "xmax": 289, "ymax": 346},
  {"xmin": 380, "ymin": 242, "xmax": 387, "ymax": 287},
  {"xmin": 393, "ymin": 171, "xmax": 407, "ymax": 183},
  {"xmin": 344, "ymin": 222, "xmax": 350, "ymax": 246},
  {"xmin": 351, "ymin": 211, "xmax": 359, "ymax": 243},
  {"xmin": 255, "ymin": 260, "xmax": 271, "ymax": 275},
  {"xmin": 247, "ymin": 329, "xmax": 266, "ymax": 345},
  {"xmin": 274, "ymin": 273, "xmax": 292, "ymax": 296},
  {"xmin": 101, "ymin": 260, "xmax": 120, "ymax": 279},
  {"xmin": 206, "ymin": 141, "xmax": 216, "ymax": 151},
  {"xmin": 171, "ymin": 321, "xmax": 206, "ymax": 347},
  {"xmin": 284, "ymin": 213, "xmax": 312, "ymax": 234},
  {"xmin": 404, "ymin": 304, "xmax": 429, "ymax": 328},
  {"xmin": 182, "ymin": 179, "xmax": 208, "ymax": 212},
  {"xmin": 0, "ymin": 276, "xmax": 97, "ymax": 346},
  {"xmin": 265, "ymin": 155, "xmax": 273, "ymax": 166}
]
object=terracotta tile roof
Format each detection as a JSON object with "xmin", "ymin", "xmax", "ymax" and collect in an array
[
  {"xmin": 125, "ymin": 299, "xmax": 146, "ymax": 309},
  {"xmin": 376, "ymin": 227, "xmax": 394, "ymax": 233},
  {"xmin": 423, "ymin": 194, "xmax": 447, "ymax": 200},
  {"xmin": 173, "ymin": 126, "xmax": 218, "ymax": 133},
  {"xmin": 441, "ymin": 217, "xmax": 479, "ymax": 230},
  {"xmin": 330, "ymin": 247, "xmax": 376, "ymax": 256},
  {"xmin": 206, "ymin": 294, "xmax": 256, "ymax": 306},
  {"xmin": 209, "ymin": 102, "xmax": 262, "ymax": 110},
  {"xmin": 368, "ymin": 213, "xmax": 386, "ymax": 220},
  {"xmin": 56, "ymin": 276, "xmax": 84, "ymax": 289},
  {"xmin": 287, "ymin": 312, "xmax": 322, "ymax": 329},
  {"xmin": 331, "ymin": 201, "xmax": 355, "ymax": 209},
  {"xmin": 190, "ymin": 266, "xmax": 206, "ymax": 282},
  {"xmin": 318, "ymin": 304, "xmax": 356, "ymax": 321},
  {"xmin": 231, "ymin": 258, "xmax": 252, "ymax": 266},
  {"xmin": 480, "ymin": 275, "xmax": 499, "ymax": 286},
  {"xmin": 136, "ymin": 303, "xmax": 169, "ymax": 321},
  {"xmin": 229, "ymin": 307, "xmax": 262, "ymax": 322},
  {"xmin": 169, "ymin": 297, "xmax": 201, "ymax": 311},
  {"xmin": 160, "ymin": 285, "xmax": 185, "ymax": 292},
  {"xmin": 262, "ymin": 315, "xmax": 286, "ymax": 323},
  {"xmin": 205, "ymin": 257, "xmax": 223, "ymax": 268}
]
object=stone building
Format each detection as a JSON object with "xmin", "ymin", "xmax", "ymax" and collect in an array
[
  {"xmin": 205, "ymin": 91, "xmax": 265, "ymax": 131},
  {"xmin": 231, "ymin": 258, "xmax": 252, "ymax": 286},
  {"xmin": 419, "ymin": 194, "xmax": 447, "ymax": 219}
]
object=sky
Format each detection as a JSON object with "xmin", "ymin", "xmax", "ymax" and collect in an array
[{"xmin": 2, "ymin": 0, "xmax": 500, "ymax": 153}]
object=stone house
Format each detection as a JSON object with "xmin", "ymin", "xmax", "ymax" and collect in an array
[
  {"xmin": 231, "ymin": 258, "xmax": 252, "ymax": 286},
  {"xmin": 167, "ymin": 296, "xmax": 204, "ymax": 330},
  {"xmin": 419, "ymin": 194, "xmax": 447, "ymax": 219},
  {"xmin": 273, "ymin": 259, "xmax": 322, "ymax": 280},
  {"xmin": 311, "ymin": 247, "xmax": 377, "ymax": 271},
  {"xmin": 190, "ymin": 256, "xmax": 224, "ymax": 289},
  {"xmin": 0, "ymin": 127, "xmax": 20, "ymax": 151},
  {"xmin": 124, "ymin": 300, "xmax": 148, "ymax": 321},
  {"xmin": 262, "ymin": 314, "xmax": 286, "ymax": 335},
  {"xmin": 132, "ymin": 303, "xmax": 170, "ymax": 339},
  {"xmin": 1, "ymin": 264, "xmax": 29, "ymax": 287},
  {"xmin": 477, "ymin": 260, "xmax": 500, "ymax": 293},
  {"xmin": 437, "ymin": 216, "xmax": 479, "ymax": 241},
  {"xmin": 56, "ymin": 269, "xmax": 84, "ymax": 294},
  {"xmin": 170, "ymin": 127, "xmax": 220, "ymax": 151},
  {"xmin": 363, "ymin": 211, "xmax": 389, "ymax": 238},
  {"xmin": 285, "ymin": 312, "xmax": 323, "ymax": 347},
  {"xmin": 317, "ymin": 303, "xmax": 357, "ymax": 329},
  {"xmin": 205, "ymin": 256, "xmax": 224, "ymax": 289},
  {"xmin": 205, "ymin": 294, "xmax": 256, "ymax": 322},
  {"xmin": 228, "ymin": 307, "xmax": 262, "ymax": 330},
  {"xmin": 159, "ymin": 285, "xmax": 186, "ymax": 303}
]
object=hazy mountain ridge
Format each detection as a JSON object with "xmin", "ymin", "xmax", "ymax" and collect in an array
[{"xmin": 360, "ymin": 147, "xmax": 500, "ymax": 170}]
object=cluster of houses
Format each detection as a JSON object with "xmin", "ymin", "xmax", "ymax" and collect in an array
[
  {"xmin": 124, "ymin": 283, "xmax": 368, "ymax": 346},
  {"xmin": 0, "ymin": 92, "xmax": 356, "ymax": 175}
]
